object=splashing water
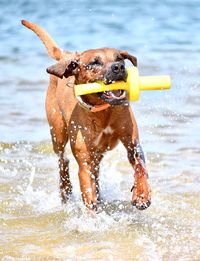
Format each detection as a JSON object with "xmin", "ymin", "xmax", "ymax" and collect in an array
[{"xmin": 1, "ymin": 141, "xmax": 200, "ymax": 260}]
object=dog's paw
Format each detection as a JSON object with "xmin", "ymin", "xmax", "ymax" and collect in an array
[
  {"xmin": 131, "ymin": 180, "xmax": 151, "ymax": 210},
  {"xmin": 60, "ymin": 189, "xmax": 72, "ymax": 204},
  {"xmin": 132, "ymin": 196, "xmax": 151, "ymax": 210}
]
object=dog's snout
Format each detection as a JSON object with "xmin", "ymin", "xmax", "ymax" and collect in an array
[
  {"xmin": 111, "ymin": 62, "xmax": 125, "ymax": 74},
  {"xmin": 105, "ymin": 61, "xmax": 127, "ymax": 84}
]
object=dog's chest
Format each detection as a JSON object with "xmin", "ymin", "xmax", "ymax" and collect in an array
[{"xmin": 94, "ymin": 125, "xmax": 118, "ymax": 150}]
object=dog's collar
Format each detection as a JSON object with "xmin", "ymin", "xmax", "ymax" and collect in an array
[
  {"xmin": 66, "ymin": 82, "xmax": 110, "ymax": 112},
  {"xmin": 76, "ymin": 96, "xmax": 110, "ymax": 112}
]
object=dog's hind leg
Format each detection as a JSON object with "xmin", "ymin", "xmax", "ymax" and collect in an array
[
  {"xmin": 46, "ymin": 77, "xmax": 72, "ymax": 203},
  {"xmin": 50, "ymin": 122, "xmax": 72, "ymax": 203},
  {"xmin": 58, "ymin": 153, "xmax": 72, "ymax": 203},
  {"xmin": 51, "ymin": 124, "xmax": 72, "ymax": 203},
  {"xmin": 91, "ymin": 154, "xmax": 104, "ymax": 204}
]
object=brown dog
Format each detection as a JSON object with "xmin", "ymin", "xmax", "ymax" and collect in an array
[{"xmin": 22, "ymin": 20, "xmax": 151, "ymax": 211}]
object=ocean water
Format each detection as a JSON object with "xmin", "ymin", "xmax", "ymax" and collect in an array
[{"xmin": 0, "ymin": 0, "xmax": 200, "ymax": 260}]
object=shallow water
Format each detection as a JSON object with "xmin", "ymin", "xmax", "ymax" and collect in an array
[
  {"xmin": 1, "ymin": 0, "xmax": 200, "ymax": 260},
  {"xmin": 1, "ymin": 141, "xmax": 200, "ymax": 260}
]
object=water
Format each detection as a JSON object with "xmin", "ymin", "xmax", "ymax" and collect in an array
[{"xmin": 0, "ymin": 0, "xmax": 200, "ymax": 259}]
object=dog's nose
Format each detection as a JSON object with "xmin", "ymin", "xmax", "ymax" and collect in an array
[{"xmin": 111, "ymin": 62, "xmax": 125, "ymax": 74}]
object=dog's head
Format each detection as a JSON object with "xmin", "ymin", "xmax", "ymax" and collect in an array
[{"xmin": 47, "ymin": 48, "xmax": 137, "ymax": 106}]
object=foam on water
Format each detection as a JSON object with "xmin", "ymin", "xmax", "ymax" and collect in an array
[{"xmin": 1, "ymin": 142, "xmax": 200, "ymax": 259}]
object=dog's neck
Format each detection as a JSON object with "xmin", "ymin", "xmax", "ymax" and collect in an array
[
  {"xmin": 66, "ymin": 78, "xmax": 111, "ymax": 112},
  {"xmin": 76, "ymin": 95, "xmax": 110, "ymax": 112}
]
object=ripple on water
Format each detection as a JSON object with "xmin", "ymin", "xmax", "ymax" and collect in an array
[{"xmin": 0, "ymin": 142, "xmax": 200, "ymax": 259}]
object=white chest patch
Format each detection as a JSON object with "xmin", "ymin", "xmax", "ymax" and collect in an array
[
  {"xmin": 103, "ymin": 126, "xmax": 114, "ymax": 135},
  {"xmin": 94, "ymin": 126, "xmax": 114, "ymax": 146}
]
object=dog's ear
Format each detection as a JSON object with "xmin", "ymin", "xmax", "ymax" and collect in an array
[
  {"xmin": 119, "ymin": 51, "xmax": 137, "ymax": 67},
  {"xmin": 46, "ymin": 59, "xmax": 79, "ymax": 78}
]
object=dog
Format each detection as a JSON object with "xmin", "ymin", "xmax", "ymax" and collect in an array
[{"xmin": 21, "ymin": 20, "xmax": 151, "ymax": 211}]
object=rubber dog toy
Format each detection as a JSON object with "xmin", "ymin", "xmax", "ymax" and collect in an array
[{"xmin": 75, "ymin": 67, "xmax": 171, "ymax": 101}]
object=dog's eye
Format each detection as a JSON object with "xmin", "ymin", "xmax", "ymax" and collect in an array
[
  {"xmin": 115, "ymin": 55, "xmax": 123, "ymax": 62},
  {"xmin": 86, "ymin": 59, "xmax": 103, "ymax": 70}
]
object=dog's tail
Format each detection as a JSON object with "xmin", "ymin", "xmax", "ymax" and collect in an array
[{"xmin": 21, "ymin": 19, "xmax": 63, "ymax": 60}]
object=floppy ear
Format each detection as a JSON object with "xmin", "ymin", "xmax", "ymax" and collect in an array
[
  {"xmin": 120, "ymin": 50, "xmax": 137, "ymax": 66},
  {"xmin": 46, "ymin": 59, "xmax": 79, "ymax": 78}
]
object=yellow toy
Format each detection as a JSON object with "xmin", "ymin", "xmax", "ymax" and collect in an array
[{"xmin": 75, "ymin": 67, "xmax": 171, "ymax": 101}]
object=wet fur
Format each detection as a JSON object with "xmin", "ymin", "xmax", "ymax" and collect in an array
[{"xmin": 22, "ymin": 20, "xmax": 151, "ymax": 211}]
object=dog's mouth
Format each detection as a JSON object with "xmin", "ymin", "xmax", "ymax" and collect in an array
[
  {"xmin": 77, "ymin": 67, "xmax": 128, "ymax": 109},
  {"xmin": 99, "ymin": 67, "xmax": 128, "ymax": 105},
  {"xmin": 98, "ymin": 89, "xmax": 127, "ymax": 105},
  {"xmin": 77, "ymin": 89, "xmax": 127, "ymax": 111}
]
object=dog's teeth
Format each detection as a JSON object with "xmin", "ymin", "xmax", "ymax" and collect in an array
[{"xmin": 103, "ymin": 90, "xmax": 126, "ymax": 99}]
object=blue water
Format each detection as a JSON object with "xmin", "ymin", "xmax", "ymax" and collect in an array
[
  {"xmin": 1, "ymin": 0, "xmax": 200, "ymax": 142},
  {"xmin": 0, "ymin": 1, "xmax": 200, "ymax": 260}
]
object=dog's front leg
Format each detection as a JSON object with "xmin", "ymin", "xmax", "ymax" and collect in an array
[
  {"xmin": 78, "ymin": 162, "xmax": 98, "ymax": 211},
  {"xmin": 117, "ymin": 107, "xmax": 151, "ymax": 210},
  {"xmin": 125, "ymin": 140, "xmax": 151, "ymax": 210}
]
